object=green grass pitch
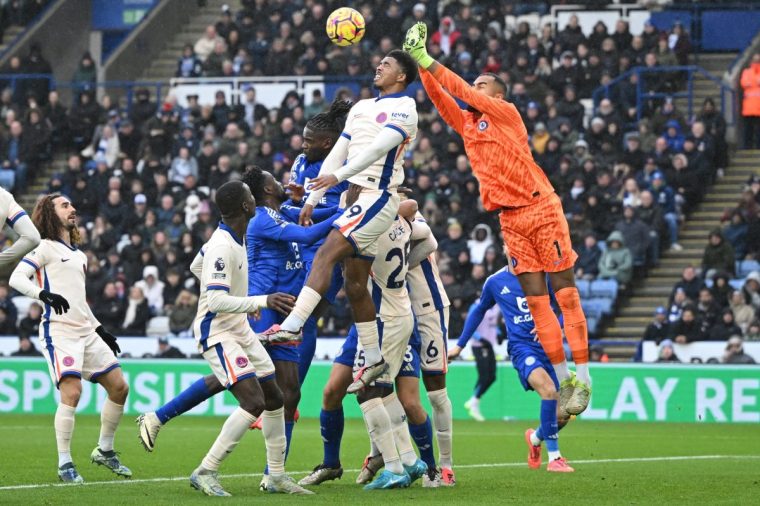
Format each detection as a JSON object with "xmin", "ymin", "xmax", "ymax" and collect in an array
[{"xmin": 0, "ymin": 414, "xmax": 758, "ymax": 504}]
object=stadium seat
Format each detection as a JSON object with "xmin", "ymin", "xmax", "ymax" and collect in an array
[
  {"xmin": 146, "ymin": 316, "xmax": 171, "ymax": 337},
  {"xmin": 592, "ymin": 297, "xmax": 614, "ymax": 315},
  {"xmin": 736, "ymin": 260, "xmax": 760, "ymax": 278},
  {"xmin": 729, "ymin": 279, "xmax": 745, "ymax": 291},
  {"xmin": 539, "ymin": 14, "xmax": 553, "ymax": 30},
  {"xmin": 581, "ymin": 300, "xmax": 604, "ymax": 321},
  {"xmin": 590, "ymin": 279, "xmax": 618, "ymax": 299},
  {"xmin": 575, "ymin": 279, "xmax": 591, "ymax": 299},
  {"xmin": 516, "ymin": 13, "xmax": 540, "ymax": 31},
  {"xmin": 504, "ymin": 15, "xmax": 517, "ymax": 31},
  {"xmin": 597, "ymin": 240, "xmax": 607, "ymax": 252},
  {"xmin": 587, "ymin": 316, "xmax": 599, "ymax": 335}
]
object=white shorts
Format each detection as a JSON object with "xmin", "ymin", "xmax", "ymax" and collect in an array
[
  {"xmin": 40, "ymin": 331, "xmax": 119, "ymax": 388},
  {"xmin": 333, "ymin": 188, "xmax": 399, "ymax": 259},
  {"xmin": 202, "ymin": 335, "xmax": 275, "ymax": 388},
  {"xmin": 417, "ymin": 307, "xmax": 450, "ymax": 374},
  {"xmin": 354, "ymin": 313, "xmax": 414, "ymax": 387}
]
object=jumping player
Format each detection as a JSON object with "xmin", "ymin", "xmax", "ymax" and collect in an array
[
  {"xmin": 263, "ymin": 50, "xmax": 419, "ymax": 393},
  {"xmin": 285, "ymin": 98, "xmax": 352, "ymax": 383},
  {"xmin": 449, "ymin": 259, "xmax": 574, "ymax": 472},
  {"xmin": 404, "ymin": 23, "xmax": 591, "ymax": 414},
  {"xmin": 9, "ymin": 194, "xmax": 130, "ymax": 483}
]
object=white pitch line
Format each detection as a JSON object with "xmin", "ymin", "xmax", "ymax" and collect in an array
[{"xmin": 1, "ymin": 454, "xmax": 759, "ymax": 492}]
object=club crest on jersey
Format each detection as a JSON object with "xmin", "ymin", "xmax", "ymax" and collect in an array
[
  {"xmin": 376, "ymin": 112, "xmax": 388, "ymax": 123},
  {"xmin": 525, "ymin": 356, "xmax": 536, "ymax": 366},
  {"xmin": 478, "ymin": 120, "xmax": 489, "ymax": 131},
  {"xmin": 214, "ymin": 258, "xmax": 225, "ymax": 271},
  {"xmin": 235, "ymin": 356, "xmax": 249, "ymax": 368},
  {"xmin": 62, "ymin": 356, "xmax": 75, "ymax": 367}
]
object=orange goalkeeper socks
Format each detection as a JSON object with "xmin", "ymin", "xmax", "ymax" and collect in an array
[
  {"xmin": 526, "ymin": 295, "xmax": 566, "ymax": 365},
  {"xmin": 555, "ymin": 287, "xmax": 589, "ymax": 365}
]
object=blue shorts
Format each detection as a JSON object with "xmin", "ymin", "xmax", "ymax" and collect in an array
[
  {"xmin": 304, "ymin": 259, "xmax": 343, "ymax": 304},
  {"xmin": 250, "ymin": 309, "xmax": 300, "ymax": 363},
  {"xmin": 508, "ymin": 341, "xmax": 558, "ymax": 392},
  {"xmin": 334, "ymin": 322, "xmax": 420, "ymax": 378}
]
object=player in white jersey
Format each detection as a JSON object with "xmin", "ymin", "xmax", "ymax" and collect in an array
[
  {"xmin": 188, "ymin": 181, "xmax": 311, "ymax": 497},
  {"xmin": 0, "ymin": 186, "xmax": 40, "ymax": 275},
  {"xmin": 263, "ymin": 50, "xmax": 420, "ymax": 392},
  {"xmin": 9, "ymin": 193, "xmax": 130, "ymax": 484},
  {"xmin": 405, "ymin": 212, "xmax": 455, "ymax": 486}
]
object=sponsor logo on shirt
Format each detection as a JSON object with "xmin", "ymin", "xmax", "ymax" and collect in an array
[{"xmin": 391, "ymin": 111, "xmax": 409, "ymax": 120}]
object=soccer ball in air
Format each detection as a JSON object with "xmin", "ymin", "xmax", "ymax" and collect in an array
[{"xmin": 326, "ymin": 7, "xmax": 365, "ymax": 47}]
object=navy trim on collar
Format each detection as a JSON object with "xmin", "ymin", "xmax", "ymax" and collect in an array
[
  {"xmin": 56, "ymin": 239, "xmax": 77, "ymax": 251},
  {"xmin": 375, "ymin": 91, "xmax": 407, "ymax": 101},
  {"xmin": 218, "ymin": 222, "xmax": 243, "ymax": 246}
]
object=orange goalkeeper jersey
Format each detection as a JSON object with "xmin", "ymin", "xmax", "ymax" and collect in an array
[{"xmin": 420, "ymin": 65, "xmax": 555, "ymax": 210}]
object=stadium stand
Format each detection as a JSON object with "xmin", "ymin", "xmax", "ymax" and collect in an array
[{"xmin": 0, "ymin": 0, "xmax": 756, "ymax": 363}]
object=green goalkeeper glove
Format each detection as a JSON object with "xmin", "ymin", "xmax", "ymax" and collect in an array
[{"xmin": 403, "ymin": 22, "xmax": 434, "ymax": 69}]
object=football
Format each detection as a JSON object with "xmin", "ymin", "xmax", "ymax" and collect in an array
[{"xmin": 326, "ymin": 7, "xmax": 365, "ymax": 47}]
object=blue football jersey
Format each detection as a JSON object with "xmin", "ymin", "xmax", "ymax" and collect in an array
[
  {"xmin": 246, "ymin": 206, "xmax": 305, "ymax": 299},
  {"xmin": 288, "ymin": 154, "xmax": 348, "ymax": 261}
]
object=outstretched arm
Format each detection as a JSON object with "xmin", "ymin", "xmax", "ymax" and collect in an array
[
  {"xmin": 419, "ymin": 67, "xmax": 464, "ymax": 134},
  {"xmin": 0, "ymin": 215, "xmax": 40, "ymax": 269},
  {"xmin": 456, "ymin": 285, "xmax": 497, "ymax": 348},
  {"xmin": 278, "ymin": 214, "xmax": 341, "ymax": 245}
]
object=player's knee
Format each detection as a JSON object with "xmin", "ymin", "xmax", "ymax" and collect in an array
[
  {"xmin": 240, "ymin": 396, "xmax": 266, "ymax": 417},
  {"xmin": 204, "ymin": 374, "xmax": 225, "ymax": 395},
  {"xmin": 261, "ymin": 381, "xmax": 284, "ymax": 411},
  {"xmin": 423, "ymin": 374, "xmax": 446, "ymax": 391},
  {"xmin": 344, "ymin": 277, "xmax": 368, "ymax": 301},
  {"xmin": 322, "ymin": 383, "xmax": 345, "ymax": 410},
  {"xmin": 112, "ymin": 380, "xmax": 129, "ymax": 403},
  {"xmin": 399, "ymin": 396, "xmax": 427, "ymax": 425}
]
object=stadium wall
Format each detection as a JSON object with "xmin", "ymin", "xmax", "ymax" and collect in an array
[{"xmin": 0, "ymin": 360, "xmax": 758, "ymax": 423}]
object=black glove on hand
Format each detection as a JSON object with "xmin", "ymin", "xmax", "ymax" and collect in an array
[
  {"xmin": 39, "ymin": 290, "xmax": 70, "ymax": 315},
  {"xmin": 96, "ymin": 326, "xmax": 121, "ymax": 355}
]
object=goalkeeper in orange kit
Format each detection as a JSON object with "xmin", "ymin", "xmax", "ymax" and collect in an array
[{"xmin": 403, "ymin": 22, "xmax": 591, "ymax": 415}]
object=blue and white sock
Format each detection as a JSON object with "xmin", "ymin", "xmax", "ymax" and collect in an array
[
  {"xmin": 409, "ymin": 416, "xmax": 436, "ymax": 471},
  {"xmin": 320, "ymin": 408, "xmax": 344, "ymax": 468},
  {"xmin": 538, "ymin": 399, "xmax": 560, "ymax": 460},
  {"xmin": 155, "ymin": 377, "xmax": 212, "ymax": 424}
]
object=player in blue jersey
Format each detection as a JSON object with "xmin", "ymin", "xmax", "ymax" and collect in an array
[
  {"xmin": 243, "ymin": 166, "xmax": 342, "ymax": 490},
  {"xmin": 284, "ymin": 99, "xmax": 352, "ymax": 383},
  {"xmin": 449, "ymin": 259, "xmax": 575, "ymax": 473}
]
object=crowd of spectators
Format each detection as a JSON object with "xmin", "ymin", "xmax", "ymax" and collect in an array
[{"xmin": 0, "ymin": 1, "xmax": 741, "ymax": 356}]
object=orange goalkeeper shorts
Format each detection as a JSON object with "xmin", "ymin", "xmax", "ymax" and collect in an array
[{"xmin": 499, "ymin": 192, "xmax": 578, "ymax": 275}]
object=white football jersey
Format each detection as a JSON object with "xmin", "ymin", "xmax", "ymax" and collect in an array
[
  {"xmin": 0, "ymin": 187, "xmax": 27, "ymax": 228},
  {"xmin": 194, "ymin": 224, "xmax": 255, "ymax": 350},
  {"xmin": 342, "ymin": 94, "xmax": 418, "ymax": 190},
  {"xmin": 369, "ymin": 216, "xmax": 413, "ymax": 317},
  {"xmin": 407, "ymin": 258, "xmax": 450, "ymax": 315},
  {"xmin": 20, "ymin": 239, "xmax": 96, "ymax": 339}
]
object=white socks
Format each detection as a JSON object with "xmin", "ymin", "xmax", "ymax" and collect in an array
[
  {"xmin": 575, "ymin": 363, "xmax": 591, "ymax": 385},
  {"xmin": 281, "ymin": 286, "xmax": 322, "ymax": 332},
  {"xmin": 553, "ymin": 360, "xmax": 571, "ymax": 382},
  {"xmin": 383, "ymin": 393, "xmax": 417, "ymax": 467},
  {"xmin": 548, "ymin": 450, "xmax": 562, "ymax": 461},
  {"xmin": 201, "ymin": 407, "xmax": 256, "ymax": 472},
  {"xmin": 360, "ymin": 397, "xmax": 403, "ymax": 474},
  {"xmin": 261, "ymin": 407, "xmax": 287, "ymax": 476},
  {"xmin": 55, "ymin": 403, "xmax": 76, "ymax": 467},
  {"xmin": 356, "ymin": 320, "xmax": 381, "ymax": 365},
  {"xmin": 98, "ymin": 398, "xmax": 123, "ymax": 452},
  {"xmin": 427, "ymin": 388, "xmax": 453, "ymax": 468}
]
